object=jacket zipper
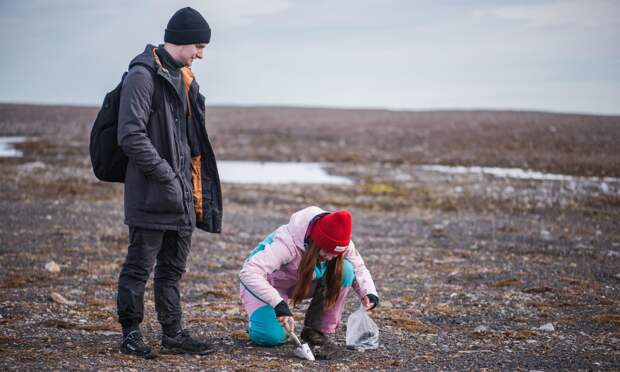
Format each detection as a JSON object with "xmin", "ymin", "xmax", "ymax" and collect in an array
[{"xmin": 158, "ymin": 68, "xmax": 191, "ymax": 225}]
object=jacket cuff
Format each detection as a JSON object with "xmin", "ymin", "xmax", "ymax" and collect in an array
[
  {"xmin": 366, "ymin": 293, "xmax": 379, "ymax": 310},
  {"xmin": 274, "ymin": 301, "xmax": 292, "ymax": 317}
]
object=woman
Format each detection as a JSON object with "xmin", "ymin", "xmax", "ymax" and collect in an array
[{"xmin": 239, "ymin": 206, "xmax": 379, "ymax": 357}]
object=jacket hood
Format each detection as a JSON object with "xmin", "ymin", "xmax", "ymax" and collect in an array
[
  {"xmin": 285, "ymin": 206, "xmax": 328, "ymax": 251},
  {"xmin": 129, "ymin": 44, "xmax": 159, "ymax": 71}
]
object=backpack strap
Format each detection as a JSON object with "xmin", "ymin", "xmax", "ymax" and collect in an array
[{"xmin": 127, "ymin": 60, "xmax": 161, "ymax": 116}]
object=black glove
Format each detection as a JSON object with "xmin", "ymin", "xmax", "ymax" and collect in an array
[
  {"xmin": 366, "ymin": 294, "xmax": 379, "ymax": 310},
  {"xmin": 274, "ymin": 300, "xmax": 292, "ymax": 317}
]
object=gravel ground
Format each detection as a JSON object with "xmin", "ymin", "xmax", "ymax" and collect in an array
[{"xmin": 0, "ymin": 104, "xmax": 619, "ymax": 371}]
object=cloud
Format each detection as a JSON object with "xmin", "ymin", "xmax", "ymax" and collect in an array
[
  {"xmin": 474, "ymin": 0, "xmax": 620, "ymax": 28},
  {"xmin": 0, "ymin": 1, "xmax": 618, "ymax": 114},
  {"xmin": 203, "ymin": 0, "xmax": 294, "ymax": 28}
]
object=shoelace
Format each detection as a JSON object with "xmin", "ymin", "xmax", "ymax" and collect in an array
[{"xmin": 125, "ymin": 331, "xmax": 145, "ymax": 345}]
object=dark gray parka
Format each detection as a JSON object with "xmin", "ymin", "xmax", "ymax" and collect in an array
[{"xmin": 117, "ymin": 44, "xmax": 222, "ymax": 233}]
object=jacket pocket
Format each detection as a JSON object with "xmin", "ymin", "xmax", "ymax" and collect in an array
[{"xmin": 143, "ymin": 177, "xmax": 184, "ymax": 214}]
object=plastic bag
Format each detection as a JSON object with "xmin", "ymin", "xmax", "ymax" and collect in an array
[{"xmin": 346, "ymin": 305, "xmax": 379, "ymax": 351}]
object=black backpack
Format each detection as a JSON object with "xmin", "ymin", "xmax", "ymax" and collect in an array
[
  {"xmin": 89, "ymin": 72, "xmax": 129, "ymax": 183},
  {"xmin": 89, "ymin": 64, "xmax": 157, "ymax": 183}
]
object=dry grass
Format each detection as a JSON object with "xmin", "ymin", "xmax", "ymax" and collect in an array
[
  {"xmin": 503, "ymin": 330, "xmax": 540, "ymax": 340},
  {"xmin": 492, "ymin": 278, "xmax": 523, "ymax": 288},
  {"xmin": 203, "ymin": 289, "xmax": 234, "ymax": 299},
  {"xmin": 432, "ymin": 303, "xmax": 462, "ymax": 316},
  {"xmin": 384, "ymin": 317, "xmax": 436, "ymax": 334},
  {"xmin": 230, "ymin": 329, "xmax": 250, "ymax": 341},
  {"xmin": 592, "ymin": 314, "xmax": 620, "ymax": 328},
  {"xmin": 527, "ymin": 301, "xmax": 580, "ymax": 310},
  {"xmin": 0, "ymin": 273, "xmax": 54, "ymax": 289},
  {"xmin": 522, "ymin": 286, "xmax": 554, "ymax": 294},
  {"xmin": 40, "ymin": 319, "xmax": 120, "ymax": 332}
]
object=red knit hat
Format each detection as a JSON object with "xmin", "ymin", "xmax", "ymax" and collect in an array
[{"xmin": 310, "ymin": 210, "xmax": 352, "ymax": 255}]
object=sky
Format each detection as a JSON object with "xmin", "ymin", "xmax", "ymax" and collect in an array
[{"xmin": 0, "ymin": 0, "xmax": 619, "ymax": 115}]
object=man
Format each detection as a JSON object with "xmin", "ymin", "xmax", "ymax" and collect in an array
[{"xmin": 116, "ymin": 7, "xmax": 222, "ymax": 358}]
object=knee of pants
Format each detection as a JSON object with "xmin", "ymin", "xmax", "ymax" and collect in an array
[
  {"xmin": 120, "ymin": 262, "xmax": 152, "ymax": 283},
  {"xmin": 248, "ymin": 305, "xmax": 287, "ymax": 347},
  {"xmin": 154, "ymin": 263, "xmax": 185, "ymax": 281},
  {"xmin": 342, "ymin": 259, "xmax": 355, "ymax": 288}
]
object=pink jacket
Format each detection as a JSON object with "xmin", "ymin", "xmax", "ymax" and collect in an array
[{"xmin": 239, "ymin": 206, "xmax": 378, "ymax": 308}]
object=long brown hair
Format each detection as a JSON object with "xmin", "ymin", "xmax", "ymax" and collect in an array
[{"xmin": 291, "ymin": 241, "xmax": 344, "ymax": 309}]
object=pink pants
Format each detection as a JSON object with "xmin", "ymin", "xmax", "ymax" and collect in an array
[{"xmin": 240, "ymin": 270, "xmax": 354, "ymax": 346}]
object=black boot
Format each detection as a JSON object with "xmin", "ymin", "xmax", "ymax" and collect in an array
[
  {"xmin": 161, "ymin": 329, "xmax": 215, "ymax": 355},
  {"xmin": 301, "ymin": 279, "xmax": 340, "ymax": 359},
  {"xmin": 120, "ymin": 331, "xmax": 158, "ymax": 359},
  {"xmin": 301, "ymin": 327, "xmax": 329, "ymax": 346},
  {"xmin": 300, "ymin": 327, "xmax": 338, "ymax": 360}
]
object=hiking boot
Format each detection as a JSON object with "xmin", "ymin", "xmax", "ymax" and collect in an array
[
  {"xmin": 160, "ymin": 329, "xmax": 215, "ymax": 355},
  {"xmin": 301, "ymin": 327, "xmax": 330, "ymax": 346},
  {"xmin": 120, "ymin": 330, "xmax": 158, "ymax": 359},
  {"xmin": 300, "ymin": 327, "xmax": 338, "ymax": 360}
]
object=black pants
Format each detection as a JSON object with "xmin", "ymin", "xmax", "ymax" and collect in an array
[
  {"xmin": 304, "ymin": 279, "xmax": 326, "ymax": 330},
  {"xmin": 117, "ymin": 226, "xmax": 192, "ymax": 331}
]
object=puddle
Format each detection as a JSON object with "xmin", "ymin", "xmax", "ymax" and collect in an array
[
  {"xmin": 0, "ymin": 137, "xmax": 27, "ymax": 157},
  {"xmin": 218, "ymin": 161, "xmax": 352, "ymax": 185},
  {"xmin": 417, "ymin": 165, "xmax": 619, "ymax": 183}
]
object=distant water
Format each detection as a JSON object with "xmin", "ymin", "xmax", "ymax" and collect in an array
[
  {"xmin": 418, "ymin": 164, "xmax": 619, "ymax": 183},
  {"xmin": 218, "ymin": 160, "xmax": 352, "ymax": 185},
  {"xmin": 0, "ymin": 137, "xmax": 26, "ymax": 157}
]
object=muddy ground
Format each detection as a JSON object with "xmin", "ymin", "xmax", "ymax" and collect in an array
[{"xmin": 0, "ymin": 103, "xmax": 619, "ymax": 371}]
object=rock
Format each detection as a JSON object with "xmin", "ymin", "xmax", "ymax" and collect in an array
[
  {"xmin": 473, "ymin": 325, "xmax": 489, "ymax": 333},
  {"xmin": 45, "ymin": 261, "xmax": 61, "ymax": 273},
  {"xmin": 537, "ymin": 323, "xmax": 555, "ymax": 332},
  {"xmin": 95, "ymin": 331, "xmax": 122, "ymax": 336},
  {"xmin": 18, "ymin": 161, "xmax": 46, "ymax": 173},
  {"xmin": 49, "ymin": 292, "xmax": 76, "ymax": 306},
  {"xmin": 615, "ymin": 273, "xmax": 620, "ymax": 280},
  {"xmin": 600, "ymin": 182, "xmax": 609, "ymax": 193},
  {"xmin": 225, "ymin": 307, "xmax": 240, "ymax": 315}
]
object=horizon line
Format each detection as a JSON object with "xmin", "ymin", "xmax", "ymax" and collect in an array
[{"xmin": 0, "ymin": 100, "xmax": 618, "ymax": 118}]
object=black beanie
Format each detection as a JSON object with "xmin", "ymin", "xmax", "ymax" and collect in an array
[{"xmin": 164, "ymin": 7, "xmax": 211, "ymax": 45}]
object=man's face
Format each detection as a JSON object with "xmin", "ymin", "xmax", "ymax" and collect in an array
[{"xmin": 178, "ymin": 44, "xmax": 206, "ymax": 66}]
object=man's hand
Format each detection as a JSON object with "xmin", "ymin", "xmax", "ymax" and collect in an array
[{"xmin": 278, "ymin": 316, "xmax": 295, "ymax": 333}]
